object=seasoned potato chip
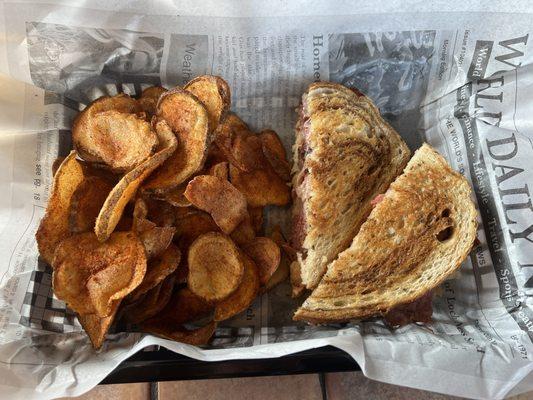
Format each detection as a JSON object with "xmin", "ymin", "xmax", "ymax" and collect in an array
[
  {"xmin": 69, "ymin": 176, "xmax": 114, "ymax": 233},
  {"xmin": 241, "ymin": 237, "xmax": 281, "ymax": 285},
  {"xmin": 36, "ymin": 151, "xmax": 86, "ymax": 265},
  {"xmin": 205, "ymin": 143, "xmax": 228, "ymax": 167},
  {"xmin": 142, "ymin": 320, "xmax": 216, "ymax": 346},
  {"xmin": 52, "ymin": 232, "xmax": 146, "ymax": 316},
  {"xmin": 229, "ymin": 165, "xmax": 290, "ymax": 207},
  {"xmin": 248, "ymin": 207, "xmax": 264, "ymax": 233},
  {"xmin": 230, "ymin": 216, "xmax": 255, "ymax": 246},
  {"xmin": 214, "ymin": 253, "xmax": 260, "ymax": 321},
  {"xmin": 84, "ymin": 110, "xmax": 158, "ymax": 172},
  {"xmin": 132, "ymin": 198, "xmax": 175, "ymax": 258},
  {"xmin": 139, "ymin": 226, "xmax": 175, "ymax": 259},
  {"xmin": 264, "ymin": 226, "xmax": 290, "ymax": 290},
  {"xmin": 77, "ymin": 299, "xmax": 120, "ymax": 349},
  {"xmin": 132, "ymin": 197, "xmax": 149, "ymax": 224},
  {"xmin": 143, "ymin": 88, "xmax": 210, "ymax": 193},
  {"xmin": 173, "ymin": 210, "xmax": 219, "ymax": 284},
  {"xmin": 259, "ymin": 129, "xmax": 290, "ymax": 181},
  {"xmin": 265, "ymin": 257, "xmax": 290, "ymax": 291},
  {"xmin": 188, "ymin": 232, "xmax": 244, "ymax": 302},
  {"xmin": 154, "ymin": 184, "xmax": 191, "ymax": 207},
  {"xmin": 207, "ymin": 161, "xmax": 229, "ymax": 180},
  {"xmin": 290, "ymin": 261, "xmax": 305, "ymax": 298},
  {"xmin": 144, "ymin": 197, "xmax": 177, "ymax": 227},
  {"xmin": 123, "ymin": 275, "xmax": 175, "ymax": 324},
  {"xmin": 129, "ymin": 245, "xmax": 181, "ymax": 301},
  {"xmin": 184, "ymin": 175, "xmax": 247, "ymax": 234},
  {"xmin": 72, "ymin": 94, "xmax": 158, "ymax": 172},
  {"xmin": 51, "ymin": 156, "xmax": 65, "ymax": 177},
  {"xmin": 95, "ymin": 120, "xmax": 177, "ymax": 241},
  {"xmin": 185, "ymin": 75, "xmax": 230, "ymax": 132},
  {"xmin": 153, "ymin": 287, "xmax": 212, "ymax": 325},
  {"xmin": 139, "ymin": 86, "xmax": 167, "ymax": 118},
  {"xmin": 214, "ymin": 115, "xmax": 264, "ymax": 172},
  {"xmin": 174, "ymin": 260, "xmax": 189, "ymax": 285},
  {"xmin": 174, "ymin": 210, "xmax": 219, "ymax": 250}
]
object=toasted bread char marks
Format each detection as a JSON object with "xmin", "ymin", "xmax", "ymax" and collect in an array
[
  {"xmin": 292, "ymin": 82, "xmax": 410, "ymax": 289},
  {"xmin": 294, "ymin": 144, "xmax": 478, "ymax": 323}
]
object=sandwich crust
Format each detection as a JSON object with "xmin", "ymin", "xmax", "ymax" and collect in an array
[
  {"xmin": 291, "ymin": 82, "xmax": 410, "ymax": 289},
  {"xmin": 294, "ymin": 144, "xmax": 478, "ymax": 323}
]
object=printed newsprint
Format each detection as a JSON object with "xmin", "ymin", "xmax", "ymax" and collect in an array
[{"xmin": 0, "ymin": 1, "xmax": 533, "ymax": 399}]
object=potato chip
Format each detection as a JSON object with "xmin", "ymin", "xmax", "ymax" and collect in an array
[
  {"xmin": 265, "ymin": 257, "xmax": 290, "ymax": 291},
  {"xmin": 154, "ymin": 287, "xmax": 212, "ymax": 325},
  {"xmin": 207, "ymin": 161, "xmax": 229, "ymax": 180},
  {"xmin": 174, "ymin": 210, "xmax": 219, "ymax": 250},
  {"xmin": 132, "ymin": 198, "xmax": 175, "ymax": 258},
  {"xmin": 139, "ymin": 86, "xmax": 167, "ymax": 118},
  {"xmin": 184, "ymin": 175, "xmax": 247, "ymax": 234},
  {"xmin": 230, "ymin": 216, "xmax": 255, "ymax": 246},
  {"xmin": 184, "ymin": 75, "xmax": 230, "ymax": 132},
  {"xmin": 231, "ymin": 134, "xmax": 265, "ymax": 171},
  {"xmin": 241, "ymin": 237, "xmax": 281, "ymax": 285},
  {"xmin": 77, "ymin": 299, "xmax": 120, "ymax": 349},
  {"xmin": 154, "ymin": 184, "xmax": 191, "ymax": 207},
  {"xmin": 143, "ymin": 88, "xmax": 210, "ymax": 193},
  {"xmin": 173, "ymin": 210, "xmax": 219, "ymax": 285},
  {"xmin": 132, "ymin": 197, "xmax": 149, "ymax": 224},
  {"xmin": 129, "ymin": 245, "xmax": 181, "ymax": 301},
  {"xmin": 290, "ymin": 261, "xmax": 305, "ymax": 298},
  {"xmin": 83, "ymin": 110, "xmax": 158, "ymax": 172},
  {"xmin": 259, "ymin": 129, "xmax": 290, "ymax": 181},
  {"xmin": 52, "ymin": 231, "xmax": 146, "ymax": 316},
  {"xmin": 36, "ymin": 151, "xmax": 86, "ymax": 265},
  {"xmin": 72, "ymin": 94, "xmax": 158, "ymax": 172},
  {"xmin": 69, "ymin": 176, "xmax": 114, "ymax": 233},
  {"xmin": 205, "ymin": 143, "xmax": 228, "ymax": 167},
  {"xmin": 141, "ymin": 320, "xmax": 216, "ymax": 346},
  {"xmin": 188, "ymin": 232, "xmax": 244, "ymax": 302},
  {"xmin": 229, "ymin": 165, "xmax": 290, "ymax": 207},
  {"xmin": 264, "ymin": 226, "xmax": 290, "ymax": 291},
  {"xmin": 248, "ymin": 207, "xmax": 264, "ymax": 234},
  {"xmin": 214, "ymin": 115, "xmax": 264, "ymax": 172},
  {"xmin": 122, "ymin": 275, "xmax": 175, "ymax": 324},
  {"xmin": 214, "ymin": 253, "xmax": 260, "ymax": 321},
  {"xmin": 174, "ymin": 260, "xmax": 189, "ymax": 285},
  {"xmin": 139, "ymin": 226, "xmax": 175, "ymax": 259},
  {"xmin": 51, "ymin": 156, "xmax": 65, "ymax": 177},
  {"xmin": 144, "ymin": 197, "xmax": 177, "ymax": 227},
  {"xmin": 95, "ymin": 120, "xmax": 177, "ymax": 241}
]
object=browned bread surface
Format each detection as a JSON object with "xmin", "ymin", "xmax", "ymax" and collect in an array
[
  {"xmin": 292, "ymin": 82, "xmax": 410, "ymax": 289},
  {"xmin": 294, "ymin": 144, "xmax": 478, "ymax": 323}
]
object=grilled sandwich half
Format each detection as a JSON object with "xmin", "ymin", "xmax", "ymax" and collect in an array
[
  {"xmin": 291, "ymin": 82, "xmax": 410, "ymax": 290},
  {"xmin": 294, "ymin": 144, "xmax": 477, "ymax": 323}
]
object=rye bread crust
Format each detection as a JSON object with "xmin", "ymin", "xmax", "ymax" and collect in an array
[
  {"xmin": 291, "ymin": 82, "xmax": 410, "ymax": 289},
  {"xmin": 294, "ymin": 144, "xmax": 478, "ymax": 323}
]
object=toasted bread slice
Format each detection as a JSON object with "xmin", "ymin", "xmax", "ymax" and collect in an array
[
  {"xmin": 292, "ymin": 82, "xmax": 410, "ymax": 289},
  {"xmin": 294, "ymin": 144, "xmax": 478, "ymax": 323}
]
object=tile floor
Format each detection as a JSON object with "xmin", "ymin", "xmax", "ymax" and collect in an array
[{"xmin": 60, "ymin": 373, "xmax": 533, "ymax": 400}]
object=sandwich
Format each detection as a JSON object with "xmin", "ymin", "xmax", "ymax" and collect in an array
[
  {"xmin": 291, "ymin": 82, "xmax": 410, "ymax": 290},
  {"xmin": 294, "ymin": 143, "xmax": 478, "ymax": 324}
]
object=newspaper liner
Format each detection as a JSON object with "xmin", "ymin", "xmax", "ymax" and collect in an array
[{"xmin": 1, "ymin": 1, "xmax": 533, "ymax": 399}]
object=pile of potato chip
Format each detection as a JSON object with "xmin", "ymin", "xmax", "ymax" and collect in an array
[{"xmin": 35, "ymin": 75, "xmax": 294, "ymax": 349}]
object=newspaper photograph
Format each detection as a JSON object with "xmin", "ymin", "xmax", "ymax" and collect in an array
[{"xmin": 1, "ymin": 1, "xmax": 533, "ymax": 399}]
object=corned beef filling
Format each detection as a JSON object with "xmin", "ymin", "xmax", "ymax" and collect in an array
[
  {"xmin": 370, "ymin": 193, "xmax": 385, "ymax": 207},
  {"xmin": 291, "ymin": 95, "xmax": 311, "ymax": 253},
  {"xmin": 384, "ymin": 291, "xmax": 434, "ymax": 327}
]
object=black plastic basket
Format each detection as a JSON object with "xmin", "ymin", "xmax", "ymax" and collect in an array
[{"xmin": 102, "ymin": 346, "xmax": 359, "ymax": 383}]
